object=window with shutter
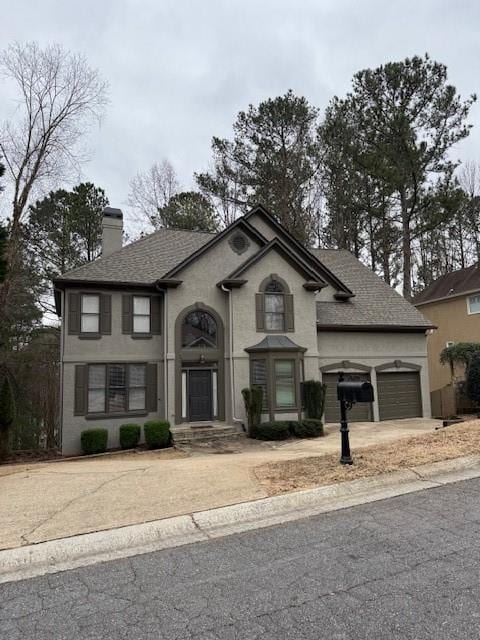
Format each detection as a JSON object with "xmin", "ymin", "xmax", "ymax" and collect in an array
[
  {"xmin": 251, "ymin": 359, "xmax": 268, "ymax": 410},
  {"xmin": 82, "ymin": 363, "xmax": 150, "ymax": 415}
]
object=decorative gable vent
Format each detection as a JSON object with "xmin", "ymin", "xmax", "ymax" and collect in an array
[{"xmin": 229, "ymin": 231, "xmax": 249, "ymax": 255}]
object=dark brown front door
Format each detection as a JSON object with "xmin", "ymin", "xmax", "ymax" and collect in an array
[{"xmin": 188, "ymin": 370, "xmax": 212, "ymax": 421}]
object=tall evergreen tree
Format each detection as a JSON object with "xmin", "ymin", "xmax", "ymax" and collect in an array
[
  {"xmin": 320, "ymin": 55, "xmax": 476, "ymax": 297},
  {"xmin": 196, "ymin": 90, "xmax": 323, "ymax": 243},
  {"xmin": 158, "ymin": 192, "xmax": 220, "ymax": 233}
]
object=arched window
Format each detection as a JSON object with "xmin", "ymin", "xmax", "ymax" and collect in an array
[
  {"xmin": 264, "ymin": 279, "xmax": 285, "ymax": 330},
  {"xmin": 182, "ymin": 310, "xmax": 217, "ymax": 348}
]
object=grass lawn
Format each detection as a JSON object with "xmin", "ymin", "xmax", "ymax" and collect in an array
[{"xmin": 254, "ymin": 420, "xmax": 480, "ymax": 496}]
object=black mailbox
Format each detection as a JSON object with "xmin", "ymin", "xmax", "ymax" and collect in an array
[{"xmin": 337, "ymin": 380, "xmax": 374, "ymax": 404}]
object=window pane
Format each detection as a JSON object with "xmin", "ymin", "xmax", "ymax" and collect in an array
[
  {"xmin": 88, "ymin": 365, "xmax": 105, "ymax": 389},
  {"xmin": 130, "ymin": 364, "xmax": 146, "ymax": 387},
  {"xmin": 265, "ymin": 280, "xmax": 284, "ymax": 293},
  {"xmin": 275, "ymin": 360, "xmax": 295, "ymax": 408},
  {"xmin": 81, "ymin": 314, "xmax": 99, "ymax": 333},
  {"xmin": 470, "ymin": 295, "xmax": 480, "ymax": 313},
  {"xmin": 133, "ymin": 315, "xmax": 150, "ymax": 333},
  {"xmin": 275, "ymin": 361, "xmax": 294, "ymax": 376},
  {"xmin": 265, "ymin": 294, "xmax": 284, "ymax": 312},
  {"xmin": 252, "ymin": 359, "xmax": 268, "ymax": 410},
  {"xmin": 265, "ymin": 313, "xmax": 284, "ymax": 330},
  {"xmin": 182, "ymin": 310, "xmax": 217, "ymax": 347},
  {"xmin": 108, "ymin": 388, "xmax": 126, "ymax": 412},
  {"xmin": 88, "ymin": 389, "xmax": 105, "ymax": 413},
  {"xmin": 134, "ymin": 296, "xmax": 150, "ymax": 315},
  {"xmin": 82, "ymin": 295, "xmax": 99, "ymax": 313},
  {"xmin": 109, "ymin": 365, "xmax": 126, "ymax": 388},
  {"xmin": 129, "ymin": 388, "xmax": 145, "ymax": 411}
]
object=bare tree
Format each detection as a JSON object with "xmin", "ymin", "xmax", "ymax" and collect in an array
[
  {"xmin": 128, "ymin": 160, "xmax": 179, "ymax": 229},
  {"xmin": 0, "ymin": 41, "xmax": 108, "ymax": 322}
]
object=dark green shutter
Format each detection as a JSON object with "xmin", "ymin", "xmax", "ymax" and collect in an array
[
  {"xmin": 122, "ymin": 294, "xmax": 133, "ymax": 334},
  {"xmin": 74, "ymin": 364, "xmax": 87, "ymax": 415},
  {"xmin": 68, "ymin": 292, "xmax": 81, "ymax": 334},
  {"xmin": 100, "ymin": 294, "xmax": 112, "ymax": 334},
  {"xmin": 255, "ymin": 293, "xmax": 265, "ymax": 331},
  {"xmin": 151, "ymin": 296, "xmax": 162, "ymax": 334},
  {"xmin": 146, "ymin": 363, "xmax": 158, "ymax": 412},
  {"xmin": 285, "ymin": 294, "xmax": 294, "ymax": 331}
]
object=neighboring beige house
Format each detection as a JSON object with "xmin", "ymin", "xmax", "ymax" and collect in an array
[
  {"xmin": 54, "ymin": 204, "xmax": 433, "ymax": 455},
  {"xmin": 414, "ymin": 265, "xmax": 480, "ymax": 395}
]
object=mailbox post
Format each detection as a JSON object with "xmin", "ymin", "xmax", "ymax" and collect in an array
[
  {"xmin": 338, "ymin": 373, "xmax": 353, "ymax": 465},
  {"xmin": 337, "ymin": 372, "xmax": 375, "ymax": 465}
]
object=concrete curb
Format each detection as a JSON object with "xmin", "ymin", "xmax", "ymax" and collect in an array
[{"xmin": 1, "ymin": 454, "xmax": 480, "ymax": 584}]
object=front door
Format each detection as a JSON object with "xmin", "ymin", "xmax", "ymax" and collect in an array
[{"xmin": 188, "ymin": 369, "xmax": 213, "ymax": 421}]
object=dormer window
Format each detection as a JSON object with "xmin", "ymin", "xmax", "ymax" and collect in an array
[{"xmin": 256, "ymin": 276, "xmax": 294, "ymax": 333}]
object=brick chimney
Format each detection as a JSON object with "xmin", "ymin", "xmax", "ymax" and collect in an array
[{"xmin": 101, "ymin": 207, "xmax": 123, "ymax": 257}]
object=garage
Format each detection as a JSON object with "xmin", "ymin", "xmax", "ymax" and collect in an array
[
  {"xmin": 323, "ymin": 372, "xmax": 373, "ymax": 423},
  {"xmin": 377, "ymin": 371, "xmax": 422, "ymax": 420}
]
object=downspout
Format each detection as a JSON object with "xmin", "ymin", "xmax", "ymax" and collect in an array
[
  {"xmin": 163, "ymin": 291, "xmax": 168, "ymax": 421},
  {"xmin": 221, "ymin": 284, "xmax": 242, "ymax": 423},
  {"xmin": 59, "ymin": 289, "xmax": 65, "ymax": 451}
]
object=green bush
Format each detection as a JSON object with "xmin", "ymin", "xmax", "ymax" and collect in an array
[
  {"xmin": 291, "ymin": 419, "xmax": 324, "ymax": 438},
  {"xmin": 241, "ymin": 386, "xmax": 263, "ymax": 437},
  {"xmin": 144, "ymin": 420, "xmax": 171, "ymax": 449},
  {"xmin": 119, "ymin": 424, "xmax": 141, "ymax": 449},
  {"xmin": 253, "ymin": 421, "xmax": 291, "ymax": 441},
  {"xmin": 81, "ymin": 428, "xmax": 108, "ymax": 455},
  {"xmin": 466, "ymin": 352, "xmax": 480, "ymax": 406},
  {"xmin": 303, "ymin": 380, "xmax": 326, "ymax": 419}
]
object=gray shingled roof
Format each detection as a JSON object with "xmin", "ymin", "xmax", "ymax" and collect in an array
[
  {"xmin": 56, "ymin": 225, "xmax": 431, "ymax": 329},
  {"xmin": 312, "ymin": 249, "xmax": 433, "ymax": 329},
  {"xmin": 245, "ymin": 335, "xmax": 307, "ymax": 352},
  {"xmin": 413, "ymin": 263, "xmax": 480, "ymax": 305},
  {"xmin": 56, "ymin": 228, "xmax": 214, "ymax": 283}
]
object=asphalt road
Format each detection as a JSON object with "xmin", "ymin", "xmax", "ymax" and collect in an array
[{"xmin": 2, "ymin": 478, "xmax": 480, "ymax": 639}]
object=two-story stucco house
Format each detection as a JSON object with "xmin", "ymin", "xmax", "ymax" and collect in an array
[{"xmin": 54, "ymin": 204, "xmax": 433, "ymax": 455}]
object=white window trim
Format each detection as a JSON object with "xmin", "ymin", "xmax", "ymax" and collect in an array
[
  {"xmin": 81, "ymin": 293, "xmax": 100, "ymax": 333},
  {"xmin": 133, "ymin": 296, "xmax": 151, "ymax": 333},
  {"xmin": 467, "ymin": 293, "xmax": 480, "ymax": 315}
]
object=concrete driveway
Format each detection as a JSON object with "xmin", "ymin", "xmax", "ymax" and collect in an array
[{"xmin": 0, "ymin": 418, "xmax": 439, "ymax": 550}]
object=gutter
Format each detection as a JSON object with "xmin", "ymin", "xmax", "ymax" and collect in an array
[{"xmin": 316, "ymin": 323, "xmax": 437, "ymax": 333}]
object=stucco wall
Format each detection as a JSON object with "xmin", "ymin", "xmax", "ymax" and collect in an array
[
  {"xmin": 417, "ymin": 296, "xmax": 480, "ymax": 391},
  {"xmin": 317, "ymin": 331, "xmax": 431, "ymax": 420},
  {"xmin": 61, "ymin": 289, "xmax": 165, "ymax": 455}
]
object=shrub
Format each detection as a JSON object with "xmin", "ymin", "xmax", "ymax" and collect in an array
[
  {"xmin": 0, "ymin": 377, "xmax": 16, "ymax": 462},
  {"xmin": 303, "ymin": 380, "xmax": 326, "ymax": 419},
  {"xmin": 144, "ymin": 420, "xmax": 171, "ymax": 449},
  {"xmin": 242, "ymin": 386, "xmax": 263, "ymax": 437},
  {"xmin": 81, "ymin": 428, "xmax": 108, "ymax": 455},
  {"xmin": 291, "ymin": 419, "xmax": 324, "ymax": 439},
  {"xmin": 466, "ymin": 352, "xmax": 480, "ymax": 407},
  {"xmin": 119, "ymin": 424, "xmax": 141, "ymax": 449},
  {"xmin": 253, "ymin": 421, "xmax": 291, "ymax": 441}
]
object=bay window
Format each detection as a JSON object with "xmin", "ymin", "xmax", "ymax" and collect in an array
[{"xmin": 274, "ymin": 360, "xmax": 296, "ymax": 408}]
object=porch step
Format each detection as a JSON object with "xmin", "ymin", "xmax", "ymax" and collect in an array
[{"xmin": 172, "ymin": 424, "xmax": 244, "ymax": 445}]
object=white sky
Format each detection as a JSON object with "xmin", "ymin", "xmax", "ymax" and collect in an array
[{"xmin": 1, "ymin": 0, "xmax": 479, "ymax": 233}]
